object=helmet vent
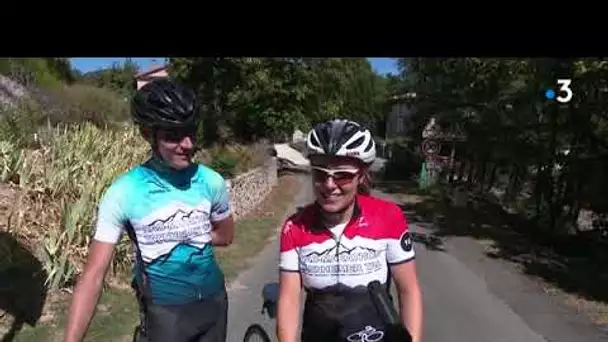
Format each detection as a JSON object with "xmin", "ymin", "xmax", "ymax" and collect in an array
[
  {"xmin": 345, "ymin": 136, "xmax": 365, "ymax": 150},
  {"xmin": 364, "ymin": 139, "xmax": 374, "ymax": 152},
  {"xmin": 310, "ymin": 133, "xmax": 321, "ymax": 148}
]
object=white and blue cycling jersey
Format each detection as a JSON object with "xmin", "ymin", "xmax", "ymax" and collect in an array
[{"xmin": 92, "ymin": 156, "xmax": 232, "ymax": 305}]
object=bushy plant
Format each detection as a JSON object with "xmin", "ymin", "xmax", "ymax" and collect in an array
[
  {"xmin": 49, "ymin": 84, "xmax": 130, "ymax": 128},
  {"xmin": 208, "ymin": 150, "xmax": 238, "ymax": 178},
  {"xmin": 5, "ymin": 122, "xmax": 149, "ymax": 289},
  {"xmin": 195, "ymin": 141, "xmax": 272, "ymax": 179}
]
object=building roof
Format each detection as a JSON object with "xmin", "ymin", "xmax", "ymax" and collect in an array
[{"xmin": 134, "ymin": 64, "xmax": 168, "ymax": 80}]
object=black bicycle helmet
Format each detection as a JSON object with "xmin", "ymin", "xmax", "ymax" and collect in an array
[
  {"xmin": 307, "ymin": 119, "xmax": 376, "ymax": 164},
  {"xmin": 131, "ymin": 78, "xmax": 199, "ymax": 129}
]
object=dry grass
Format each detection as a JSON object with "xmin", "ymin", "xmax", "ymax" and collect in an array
[
  {"xmin": 4, "ymin": 123, "xmax": 149, "ymax": 289},
  {"xmin": 0, "ymin": 85, "xmax": 149, "ymax": 293}
]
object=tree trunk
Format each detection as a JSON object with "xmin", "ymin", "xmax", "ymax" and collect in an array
[
  {"xmin": 466, "ymin": 160, "xmax": 475, "ymax": 187},
  {"xmin": 486, "ymin": 163, "xmax": 499, "ymax": 192},
  {"xmin": 477, "ymin": 157, "xmax": 487, "ymax": 190},
  {"xmin": 457, "ymin": 158, "xmax": 467, "ymax": 182},
  {"xmin": 534, "ymin": 162, "xmax": 546, "ymax": 224}
]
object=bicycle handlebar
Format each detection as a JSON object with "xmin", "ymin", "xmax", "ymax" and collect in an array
[{"xmin": 367, "ymin": 280, "xmax": 412, "ymax": 342}]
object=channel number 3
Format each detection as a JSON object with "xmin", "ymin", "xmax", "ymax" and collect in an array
[{"xmin": 556, "ymin": 79, "xmax": 573, "ymax": 103}]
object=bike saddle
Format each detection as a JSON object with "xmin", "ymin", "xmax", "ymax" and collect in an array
[{"xmin": 261, "ymin": 282, "xmax": 279, "ymax": 318}]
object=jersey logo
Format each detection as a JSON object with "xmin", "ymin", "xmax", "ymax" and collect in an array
[
  {"xmin": 346, "ymin": 325, "xmax": 384, "ymax": 342},
  {"xmin": 301, "ymin": 243, "xmax": 383, "ymax": 276},
  {"xmin": 400, "ymin": 231, "xmax": 413, "ymax": 252},
  {"xmin": 134, "ymin": 202, "xmax": 212, "ymax": 246}
]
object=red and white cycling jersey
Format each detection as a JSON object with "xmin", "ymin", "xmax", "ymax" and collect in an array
[{"xmin": 279, "ymin": 194, "xmax": 415, "ymax": 292}]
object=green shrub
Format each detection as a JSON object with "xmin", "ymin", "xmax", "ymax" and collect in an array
[
  {"xmin": 208, "ymin": 150, "xmax": 238, "ymax": 178},
  {"xmin": 0, "ymin": 99, "xmax": 46, "ymax": 148},
  {"xmin": 195, "ymin": 141, "xmax": 272, "ymax": 179},
  {"xmin": 50, "ymin": 84, "xmax": 130, "ymax": 128},
  {"xmin": 0, "ymin": 58, "xmax": 64, "ymax": 89}
]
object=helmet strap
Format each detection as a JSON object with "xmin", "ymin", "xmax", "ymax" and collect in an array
[{"xmin": 142, "ymin": 127, "xmax": 166, "ymax": 165}]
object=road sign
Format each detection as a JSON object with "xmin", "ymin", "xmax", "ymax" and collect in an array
[{"xmin": 421, "ymin": 139, "xmax": 441, "ymax": 156}]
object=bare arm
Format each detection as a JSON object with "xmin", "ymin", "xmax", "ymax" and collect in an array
[
  {"xmin": 63, "ymin": 240, "xmax": 115, "ymax": 342},
  {"xmin": 211, "ymin": 215, "xmax": 235, "ymax": 246},
  {"xmin": 391, "ymin": 260, "xmax": 423, "ymax": 342},
  {"xmin": 277, "ymin": 271, "xmax": 302, "ymax": 342}
]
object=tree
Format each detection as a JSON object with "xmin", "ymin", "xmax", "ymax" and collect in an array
[
  {"xmin": 78, "ymin": 59, "xmax": 139, "ymax": 97},
  {"xmin": 168, "ymin": 57, "xmax": 389, "ymax": 145},
  {"xmin": 397, "ymin": 57, "xmax": 608, "ymax": 237}
]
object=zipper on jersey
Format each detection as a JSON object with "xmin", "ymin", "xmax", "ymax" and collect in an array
[
  {"xmin": 325, "ymin": 213, "xmax": 357, "ymax": 289},
  {"xmin": 330, "ymin": 226, "xmax": 347, "ymax": 287}
]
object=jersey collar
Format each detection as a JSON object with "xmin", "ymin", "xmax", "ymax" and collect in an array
[
  {"xmin": 145, "ymin": 154, "xmax": 198, "ymax": 188},
  {"xmin": 310, "ymin": 196, "xmax": 363, "ymax": 232}
]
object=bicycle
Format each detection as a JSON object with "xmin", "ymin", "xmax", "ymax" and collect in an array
[
  {"xmin": 242, "ymin": 281, "xmax": 411, "ymax": 342},
  {"xmin": 242, "ymin": 282, "xmax": 278, "ymax": 342}
]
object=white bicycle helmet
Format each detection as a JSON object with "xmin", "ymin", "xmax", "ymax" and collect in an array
[{"xmin": 306, "ymin": 119, "xmax": 376, "ymax": 164}]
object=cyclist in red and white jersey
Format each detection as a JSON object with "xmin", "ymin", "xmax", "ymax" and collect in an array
[{"xmin": 277, "ymin": 119, "xmax": 423, "ymax": 342}]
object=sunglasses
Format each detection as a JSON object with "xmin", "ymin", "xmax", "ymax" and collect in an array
[
  {"xmin": 311, "ymin": 166, "xmax": 360, "ymax": 186},
  {"xmin": 157, "ymin": 127, "xmax": 197, "ymax": 143}
]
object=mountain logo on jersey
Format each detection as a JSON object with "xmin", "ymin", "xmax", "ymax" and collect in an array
[
  {"xmin": 133, "ymin": 201, "xmax": 212, "ymax": 247},
  {"xmin": 301, "ymin": 243, "xmax": 384, "ymax": 276}
]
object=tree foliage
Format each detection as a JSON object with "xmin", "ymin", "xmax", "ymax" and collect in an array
[
  {"xmin": 168, "ymin": 58, "xmax": 388, "ymax": 145},
  {"xmin": 0, "ymin": 58, "xmax": 75, "ymax": 88},
  {"xmin": 394, "ymin": 57, "xmax": 608, "ymax": 237},
  {"xmin": 76, "ymin": 59, "xmax": 140, "ymax": 98}
]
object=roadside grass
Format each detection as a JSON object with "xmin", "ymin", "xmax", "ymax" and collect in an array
[
  {"xmin": 5, "ymin": 174, "xmax": 301, "ymax": 342},
  {"xmin": 379, "ymin": 180, "xmax": 608, "ymax": 328}
]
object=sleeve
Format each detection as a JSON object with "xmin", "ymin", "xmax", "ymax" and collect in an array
[
  {"xmin": 385, "ymin": 204, "xmax": 415, "ymax": 265},
  {"xmin": 92, "ymin": 183, "xmax": 127, "ymax": 244},
  {"xmin": 210, "ymin": 176, "xmax": 232, "ymax": 222},
  {"xmin": 279, "ymin": 219, "xmax": 300, "ymax": 272}
]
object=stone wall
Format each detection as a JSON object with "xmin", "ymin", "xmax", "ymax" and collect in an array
[{"xmin": 226, "ymin": 157, "xmax": 278, "ymax": 219}]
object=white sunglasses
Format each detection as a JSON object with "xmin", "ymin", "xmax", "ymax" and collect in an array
[{"xmin": 311, "ymin": 166, "xmax": 360, "ymax": 184}]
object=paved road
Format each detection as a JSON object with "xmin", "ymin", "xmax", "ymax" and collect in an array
[{"xmin": 226, "ymin": 174, "xmax": 608, "ymax": 342}]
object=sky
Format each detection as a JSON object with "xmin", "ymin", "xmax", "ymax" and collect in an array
[
  {"xmin": 70, "ymin": 57, "xmax": 399, "ymax": 75},
  {"xmin": 367, "ymin": 58, "xmax": 399, "ymax": 75},
  {"xmin": 70, "ymin": 58, "xmax": 166, "ymax": 74}
]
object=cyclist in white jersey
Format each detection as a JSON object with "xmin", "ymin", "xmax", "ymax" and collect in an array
[
  {"xmin": 62, "ymin": 78, "xmax": 235, "ymax": 342},
  {"xmin": 276, "ymin": 119, "xmax": 423, "ymax": 342}
]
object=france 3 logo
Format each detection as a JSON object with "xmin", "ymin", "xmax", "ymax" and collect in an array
[{"xmin": 545, "ymin": 79, "xmax": 573, "ymax": 103}]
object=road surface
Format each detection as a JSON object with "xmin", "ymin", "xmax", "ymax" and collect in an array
[{"xmin": 226, "ymin": 174, "xmax": 608, "ymax": 342}]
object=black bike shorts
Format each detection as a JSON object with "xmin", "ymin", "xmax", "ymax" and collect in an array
[
  {"xmin": 134, "ymin": 289, "xmax": 228, "ymax": 342},
  {"xmin": 300, "ymin": 291, "xmax": 388, "ymax": 342}
]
